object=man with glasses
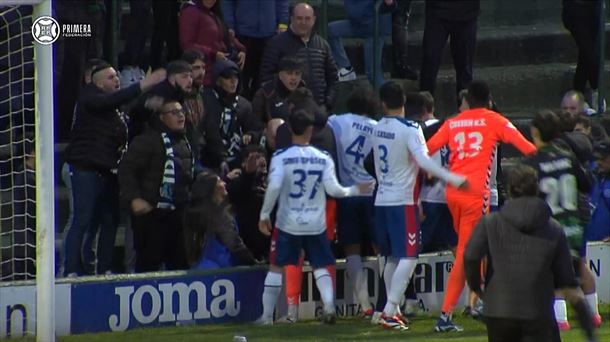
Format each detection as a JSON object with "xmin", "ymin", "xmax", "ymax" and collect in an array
[{"xmin": 119, "ymin": 97, "xmax": 194, "ymax": 272}]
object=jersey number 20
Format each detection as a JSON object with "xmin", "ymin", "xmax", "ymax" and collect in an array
[{"xmin": 540, "ymin": 174, "xmax": 577, "ymax": 214}]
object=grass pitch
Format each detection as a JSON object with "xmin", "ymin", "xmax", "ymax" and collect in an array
[{"xmin": 53, "ymin": 306, "xmax": 609, "ymax": 342}]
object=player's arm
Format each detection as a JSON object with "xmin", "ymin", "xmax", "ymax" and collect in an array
[
  {"xmin": 323, "ymin": 157, "xmax": 371, "ymax": 197},
  {"xmin": 426, "ymin": 120, "xmax": 450, "ymax": 155},
  {"xmin": 259, "ymin": 156, "xmax": 284, "ymax": 234},
  {"xmin": 497, "ymin": 116, "xmax": 536, "ymax": 155},
  {"xmin": 464, "ymin": 217, "xmax": 490, "ymax": 296},
  {"xmin": 410, "ymin": 128, "xmax": 466, "ymax": 188}
]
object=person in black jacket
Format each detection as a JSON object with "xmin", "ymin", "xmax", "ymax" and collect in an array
[
  {"xmin": 259, "ymin": 2, "xmax": 338, "ymax": 111},
  {"xmin": 202, "ymin": 59, "xmax": 256, "ymax": 172},
  {"xmin": 419, "ymin": 0, "xmax": 480, "ymax": 101},
  {"xmin": 63, "ymin": 62, "xmax": 166, "ymax": 276},
  {"xmin": 252, "ymin": 57, "xmax": 307, "ymax": 124},
  {"xmin": 464, "ymin": 163, "xmax": 597, "ymax": 342},
  {"xmin": 119, "ymin": 97, "xmax": 193, "ymax": 272}
]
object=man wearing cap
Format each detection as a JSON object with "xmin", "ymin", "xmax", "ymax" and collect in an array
[
  {"xmin": 63, "ymin": 62, "xmax": 166, "ymax": 276},
  {"xmin": 202, "ymin": 59, "xmax": 257, "ymax": 171}
]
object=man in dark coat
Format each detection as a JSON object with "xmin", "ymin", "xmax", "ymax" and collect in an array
[
  {"xmin": 63, "ymin": 62, "xmax": 165, "ymax": 276},
  {"xmin": 464, "ymin": 163, "xmax": 597, "ymax": 342},
  {"xmin": 259, "ymin": 2, "xmax": 338, "ymax": 111},
  {"xmin": 119, "ymin": 98, "xmax": 194, "ymax": 272}
]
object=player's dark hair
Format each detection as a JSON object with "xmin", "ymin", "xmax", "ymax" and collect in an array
[
  {"xmin": 278, "ymin": 57, "xmax": 306, "ymax": 73},
  {"xmin": 288, "ymin": 109, "xmax": 315, "ymax": 136},
  {"xmin": 556, "ymin": 110, "xmax": 577, "ymax": 132},
  {"xmin": 182, "ymin": 49, "xmax": 206, "ymax": 64},
  {"xmin": 404, "ymin": 92, "xmax": 426, "ymax": 120},
  {"xmin": 531, "ymin": 110, "xmax": 560, "ymax": 143},
  {"xmin": 347, "ymin": 86, "xmax": 381, "ymax": 118},
  {"xmin": 466, "ymin": 81, "xmax": 491, "ymax": 109},
  {"xmin": 166, "ymin": 60, "xmax": 192, "ymax": 76},
  {"xmin": 379, "ymin": 81, "xmax": 405, "ymax": 110},
  {"xmin": 420, "ymin": 91, "xmax": 434, "ymax": 113},
  {"xmin": 575, "ymin": 115, "xmax": 591, "ymax": 129},
  {"xmin": 507, "ymin": 163, "xmax": 539, "ymax": 198}
]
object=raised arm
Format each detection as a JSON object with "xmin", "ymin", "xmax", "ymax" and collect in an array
[
  {"xmin": 323, "ymin": 157, "xmax": 361, "ymax": 198},
  {"xmin": 410, "ymin": 127, "xmax": 465, "ymax": 187},
  {"xmin": 497, "ymin": 116, "xmax": 536, "ymax": 155}
]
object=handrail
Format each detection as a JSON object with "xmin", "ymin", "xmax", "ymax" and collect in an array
[
  {"xmin": 373, "ymin": 0, "xmax": 382, "ymax": 90},
  {"xmin": 319, "ymin": 0, "xmax": 329, "ymax": 40}
]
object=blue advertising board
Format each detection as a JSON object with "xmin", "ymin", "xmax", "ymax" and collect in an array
[{"xmin": 70, "ymin": 270, "xmax": 266, "ymax": 333}]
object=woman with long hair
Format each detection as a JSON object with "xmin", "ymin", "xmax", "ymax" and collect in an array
[{"xmin": 183, "ymin": 171, "xmax": 256, "ymax": 269}]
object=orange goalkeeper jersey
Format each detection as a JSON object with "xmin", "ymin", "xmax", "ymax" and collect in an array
[{"xmin": 427, "ymin": 108, "xmax": 536, "ymax": 197}]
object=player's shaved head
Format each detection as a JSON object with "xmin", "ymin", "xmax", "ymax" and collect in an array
[{"xmin": 466, "ymin": 81, "xmax": 491, "ymax": 109}]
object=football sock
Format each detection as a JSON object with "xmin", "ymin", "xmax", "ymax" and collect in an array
[
  {"xmin": 585, "ymin": 292, "xmax": 599, "ymax": 315},
  {"xmin": 285, "ymin": 259, "xmax": 304, "ymax": 306},
  {"xmin": 346, "ymin": 254, "xmax": 371, "ymax": 310},
  {"xmin": 383, "ymin": 257, "xmax": 398, "ymax": 297},
  {"xmin": 554, "ymin": 299, "xmax": 568, "ymax": 323},
  {"xmin": 385, "ymin": 258, "xmax": 417, "ymax": 317},
  {"xmin": 314, "ymin": 268, "xmax": 335, "ymax": 313},
  {"xmin": 261, "ymin": 271, "xmax": 282, "ymax": 319}
]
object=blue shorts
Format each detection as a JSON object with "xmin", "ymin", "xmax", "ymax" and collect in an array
[
  {"xmin": 337, "ymin": 196, "xmax": 376, "ymax": 246},
  {"xmin": 269, "ymin": 229, "xmax": 335, "ymax": 268},
  {"xmin": 490, "ymin": 205, "xmax": 499, "ymax": 212},
  {"xmin": 375, "ymin": 205, "xmax": 420, "ymax": 258},
  {"xmin": 420, "ymin": 202, "xmax": 456, "ymax": 253}
]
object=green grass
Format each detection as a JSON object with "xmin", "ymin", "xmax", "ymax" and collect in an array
[{"xmin": 46, "ymin": 305, "xmax": 608, "ymax": 342}]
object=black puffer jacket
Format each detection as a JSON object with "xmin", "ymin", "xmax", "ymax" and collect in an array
[
  {"xmin": 259, "ymin": 28, "xmax": 338, "ymax": 110},
  {"xmin": 464, "ymin": 197, "xmax": 578, "ymax": 321},
  {"xmin": 118, "ymin": 116, "xmax": 194, "ymax": 208},
  {"xmin": 66, "ymin": 82, "xmax": 140, "ymax": 172},
  {"xmin": 251, "ymin": 77, "xmax": 307, "ymax": 123}
]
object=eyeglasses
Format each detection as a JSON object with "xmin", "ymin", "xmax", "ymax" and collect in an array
[{"xmin": 163, "ymin": 109, "xmax": 185, "ymax": 116}]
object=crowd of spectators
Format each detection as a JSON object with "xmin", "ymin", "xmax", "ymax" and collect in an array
[{"xmin": 1, "ymin": 0, "xmax": 609, "ymax": 288}]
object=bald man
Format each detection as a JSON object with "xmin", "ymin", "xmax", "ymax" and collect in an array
[
  {"xmin": 561, "ymin": 90, "xmax": 594, "ymax": 116},
  {"xmin": 259, "ymin": 2, "xmax": 338, "ymax": 111}
]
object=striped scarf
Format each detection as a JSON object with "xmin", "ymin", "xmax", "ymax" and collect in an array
[{"xmin": 157, "ymin": 132, "xmax": 194, "ymax": 210}]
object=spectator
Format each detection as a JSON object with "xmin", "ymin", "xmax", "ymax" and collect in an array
[
  {"xmin": 588, "ymin": 141, "xmax": 610, "ymax": 243},
  {"xmin": 464, "ymin": 163, "xmax": 597, "ymax": 342},
  {"xmin": 562, "ymin": 0, "xmax": 603, "ymax": 112},
  {"xmin": 183, "ymin": 171, "xmax": 257, "ymax": 269},
  {"xmin": 561, "ymin": 90, "xmax": 595, "ymax": 116},
  {"xmin": 202, "ymin": 59, "xmax": 256, "ymax": 171},
  {"xmin": 391, "ymin": 0, "xmax": 417, "ymax": 80},
  {"xmin": 275, "ymin": 88, "xmax": 336, "ymax": 161},
  {"xmin": 222, "ymin": 0, "xmax": 289, "ymax": 99},
  {"xmin": 252, "ymin": 57, "xmax": 306, "ymax": 124},
  {"xmin": 224, "ymin": 145, "xmax": 269, "ymax": 261},
  {"xmin": 259, "ymin": 2, "xmax": 338, "ymax": 111},
  {"xmin": 130, "ymin": 60, "xmax": 194, "ymax": 140},
  {"xmin": 119, "ymin": 0, "xmax": 151, "ymax": 84},
  {"xmin": 328, "ymin": 0, "xmax": 393, "ymax": 87},
  {"xmin": 575, "ymin": 115, "xmax": 609, "ymax": 143},
  {"xmin": 1, "ymin": 136, "xmax": 35, "ymax": 281},
  {"xmin": 179, "ymin": 0, "xmax": 246, "ymax": 87},
  {"xmin": 150, "ymin": 0, "xmax": 181, "ymax": 69},
  {"xmin": 119, "ymin": 97, "xmax": 193, "ymax": 272},
  {"xmin": 181, "ymin": 49, "xmax": 207, "ymax": 168},
  {"xmin": 419, "ymin": 0, "xmax": 480, "ymax": 99},
  {"xmin": 63, "ymin": 62, "xmax": 166, "ymax": 276}
]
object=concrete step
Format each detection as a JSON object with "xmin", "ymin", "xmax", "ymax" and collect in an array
[{"xmin": 333, "ymin": 63, "xmax": 610, "ymax": 117}]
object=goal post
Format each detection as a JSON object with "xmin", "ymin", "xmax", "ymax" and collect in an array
[{"xmin": 32, "ymin": 0, "xmax": 56, "ymax": 340}]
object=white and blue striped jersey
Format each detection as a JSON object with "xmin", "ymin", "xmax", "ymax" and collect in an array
[
  {"xmin": 372, "ymin": 116, "xmax": 465, "ymax": 206},
  {"xmin": 327, "ymin": 113, "xmax": 377, "ymax": 188},
  {"xmin": 260, "ymin": 145, "xmax": 362, "ymax": 235},
  {"xmin": 420, "ymin": 118, "xmax": 450, "ymax": 204}
]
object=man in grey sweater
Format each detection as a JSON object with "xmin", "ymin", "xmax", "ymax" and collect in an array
[{"xmin": 464, "ymin": 163, "xmax": 597, "ymax": 342}]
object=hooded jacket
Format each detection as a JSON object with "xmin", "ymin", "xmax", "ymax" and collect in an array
[
  {"xmin": 464, "ymin": 197, "xmax": 578, "ymax": 320},
  {"xmin": 201, "ymin": 59, "xmax": 256, "ymax": 169},
  {"xmin": 221, "ymin": 0, "xmax": 289, "ymax": 38}
]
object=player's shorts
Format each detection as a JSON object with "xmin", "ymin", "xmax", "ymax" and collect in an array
[
  {"xmin": 336, "ymin": 196, "xmax": 376, "ymax": 246},
  {"xmin": 326, "ymin": 198, "xmax": 337, "ymax": 241},
  {"xmin": 269, "ymin": 229, "xmax": 335, "ymax": 268},
  {"xmin": 490, "ymin": 205, "xmax": 499, "ymax": 212},
  {"xmin": 420, "ymin": 201, "xmax": 456, "ymax": 253},
  {"xmin": 375, "ymin": 205, "xmax": 420, "ymax": 258}
]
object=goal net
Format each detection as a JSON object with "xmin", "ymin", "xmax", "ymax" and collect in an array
[{"xmin": 1, "ymin": 1, "xmax": 56, "ymax": 341}]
